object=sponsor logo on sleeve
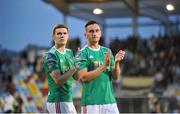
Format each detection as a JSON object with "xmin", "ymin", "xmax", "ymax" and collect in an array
[
  {"xmin": 46, "ymin": 54, "xmax": 54, "ymax": 61},
  {"xmin": 75, "ymin": 52, "xmax": 82, "ymax": 59},
  {"xmin": 47, "ymin": 61, "xmax": 56, "ymax": 70}
]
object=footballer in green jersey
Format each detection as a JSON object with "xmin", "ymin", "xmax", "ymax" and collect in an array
[
  {"xmin": 75, "ymin": 20, "xmax": 125, "ymax": 114},
  {"xmin": 43, "ymin": 47, "xmax": 75, "ymax": 102},
  {"xmin": 42, "ymin": 24, "xmax": 77, "ymax": 113},
  {"xmin": 76, "ymin": 45, "xmax": 116, "ymax": 105}
]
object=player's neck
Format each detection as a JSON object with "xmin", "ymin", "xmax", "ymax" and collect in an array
[
  {"xmin": 55, "ymin": 44, "xmax": 65, "ymax": 53},
  {"xmin": 88, "ymin": 43, "xmax": 99, "ymax": 49}
]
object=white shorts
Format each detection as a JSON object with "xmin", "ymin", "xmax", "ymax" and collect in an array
[
  {"xmin": 46, "ymin": 102, "xmax": 77, "ymax": 113},
  {"xmin": 81, "ymin": 103, "xmax": 119, "ymax": 114}
]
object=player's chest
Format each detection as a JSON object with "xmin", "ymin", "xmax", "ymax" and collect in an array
[
  {"xmin": 57, "ymin": 55, "xmax": 70, "ymax": 73},
  {"xmin": 88, "ymin": 52, "xmax": 104, "ymax": 68}
]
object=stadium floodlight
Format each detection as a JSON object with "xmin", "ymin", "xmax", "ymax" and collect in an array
[
  {"xmin": 93, "ymin": 8, "xmax": 103, "ymax": 15},
  {"xmin": 166, "ymin": 4, "xmax": 175, "ymax": 11}
]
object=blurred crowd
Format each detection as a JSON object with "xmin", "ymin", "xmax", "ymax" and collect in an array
[
  {"xmin": 110, "ymin": 34, "xmax": 180, "ymax": 94},
  {"xmin": 0, "ymin": 34, "xmax": 179, "ymax": 112}
]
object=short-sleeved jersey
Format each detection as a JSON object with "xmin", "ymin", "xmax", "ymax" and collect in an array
[
  {"xmin": 75, "ymin": 45, "xmax": 116, "ymax": 106},
  {"xmin": 43, "ymin": 46, "xmax": 75, "ymax": 102}
]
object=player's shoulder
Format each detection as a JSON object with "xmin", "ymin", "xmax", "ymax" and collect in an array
[
  {"xmin": 66, "ymin": 48, "xmax": 72, "ymax": 52},
  {"xmin": 48, "ymin": 47, "xmax": 56, "ymax": 54},
  {"xmin": 75, "ymin": 45, "xmax": 88, "ymax": 59},
  {"xmin": 66, "ymin": 48, "xmax": 73, "ymax": 53},
  {"xmin": 43, "ymin": 47, "xmax": 56, "ymax": 60},
  {"xmin": 100, "ymin": 45, "xmax": 110, "ymax": 51},
  {"xmin": 78, "ymin": 45, "xmax": 88, "ymax": 53},
  {"xmin": 80, "ymin": 45, "xmax": 88, "ymax": 51},
  {"xmin": 65, "ymin": 48, "xmax": 74, "ymax": 56}
]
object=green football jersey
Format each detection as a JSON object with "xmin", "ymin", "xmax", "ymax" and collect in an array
[
  {"xmin": 75, "ymin": 45, "xmax": 116, "ymax": 105},
  {"xmin": 43, "ymin": 46, "xmax": 75, "ymax": 102}
]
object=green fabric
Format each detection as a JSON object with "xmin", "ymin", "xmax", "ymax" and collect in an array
[
  {"xmin": 43, "ymin": 46, "xmax": 75, "ymax": 102},
  {"xmin": 75, "ymin": 45, "xmax": 116, "ymax": 105}
]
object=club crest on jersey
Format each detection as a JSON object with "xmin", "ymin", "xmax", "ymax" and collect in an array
[
  {"xmin": 75, "ymin": 62, "xmax": 81, "ymax": 68},
  {"xmin": 75, "ymin": 52, "xmax": 82, "ymax": 59},
  {"xmin": 63, "ymin": 66, "xmax": 68, "ymax": 72},
  {"xmin": 69, "ymin": 56, "xmax": 72, "ymax": 59},
  {"xmin": 67, "ymin": 54, "xmax": 72, "ymax": 59}
]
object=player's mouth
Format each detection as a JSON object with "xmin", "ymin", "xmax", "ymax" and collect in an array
[{"xmin": 92, "ymin": 36, "xmax": 98, "ymax": 39}]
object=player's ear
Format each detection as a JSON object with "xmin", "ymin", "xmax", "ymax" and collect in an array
[{"xmin": 84, "ymin": 32, "xmax": 88, "ymax": 39}]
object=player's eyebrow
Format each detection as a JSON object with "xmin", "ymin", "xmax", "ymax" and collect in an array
[
  {"xmin": 57, "ymin": 32, "xmax": 67, "ymax": 35},
  {"xmin": 89, "ymin": 29, "xmax": 100, "ymax": 33}
]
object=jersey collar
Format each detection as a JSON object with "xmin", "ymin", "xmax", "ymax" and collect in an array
[
  {"xmin": 53, "ymin": 46, "xmax": 66, "ymax": 55},
  {"xmin": 87, "ymin": 45, "xmax": 100, "ymax": 51}
]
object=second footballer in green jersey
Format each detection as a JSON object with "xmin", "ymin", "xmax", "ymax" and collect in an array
[
  {"xmin": 76, "ymin": 45, "xmax": 116, "ymax": 105},
  {"xmin": 42, "ymin": 24, "xmax": 77, "ymax": 113},
  {"xmin": 75, "ymin": 20, "xmax": 125, "ymax": 114}
]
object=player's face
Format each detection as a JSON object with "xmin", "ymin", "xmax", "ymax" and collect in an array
[
  {"xmin": 53, "ymin": 28, "xmax": 68, "ymax": 46},
  {"xmin": 85, "ymin": 24, "xmax": 102, "ymax": 44}
]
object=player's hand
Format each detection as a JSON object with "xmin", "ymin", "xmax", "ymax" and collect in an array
[
  {"xmin": 70, "ymin": 66, "xmax": 77, "ymax": 74},
  {"xmin": 77, "ymin": 47, "xmax": 81, "ymax": 51},
  {"xmin": 115, "ymin": 50, "xmax": 125, "ymax": 63},
  {"xmin": 104, "ymin": 50, "xmax": 111, "ymax": 66}
]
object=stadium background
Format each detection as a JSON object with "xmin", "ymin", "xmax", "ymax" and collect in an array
[{"xmin": 0, "ymin": 0, "xmax": 180, "ymax": 113}]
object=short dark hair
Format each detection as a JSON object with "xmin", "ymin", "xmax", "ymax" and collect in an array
[
  {"xmin": 52, "ymin": 24, "xmax": 68, "ymax": 35},
  {"xmin": 85, "ymin": 20, "xmax": 100, "ymax": 28}
]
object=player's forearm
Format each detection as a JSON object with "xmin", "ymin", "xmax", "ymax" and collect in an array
[
  {"xmin": 80, "ymin": 64, "xmax": 107, "ymax": 82},
  {"xmin": 111, "ymin": 62, "xmax": 121, "ymax": 80},
  {"xmin": 51, "ymin": 67, "xmax": 76, "ymax": 85},
  {"xmin": 58, "ymin": 68, "xmax": 76, "ymax": 84}
]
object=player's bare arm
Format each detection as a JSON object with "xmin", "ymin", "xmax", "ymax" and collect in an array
[
  {"xmin": 77, "ymin": 50, "xmax": 110, "ymax": 83},
  {"xmin": 111, "ymin": 50, "xmax": 125, "ymax": 80},
  {"xmin": 50, "ymin": 66, "xmax": 77, "ymax": 85}
]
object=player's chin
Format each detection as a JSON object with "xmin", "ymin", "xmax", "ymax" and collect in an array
[
  {"xmin": 92, "ymin": 40, "xmax": 99, "ymax": 43},
  {"xmin": 58, "ymin": 42, "xmax": 66, "ymax": 46},
  {"xmin": 61, "ymin": 40, "xmax": 67, "ymax": 44}
]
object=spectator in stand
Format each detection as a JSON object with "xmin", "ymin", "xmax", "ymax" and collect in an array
[
  {"xmin": 2, "ymin": 90, "xmax": 17, "ymax": 113},
  {"xmin": 147, "ymin": 92, "xmax": 161, "ymax": 113},
  {"xmin": 168, "ymin": 91, "xmax": 179, "ymax": 114}
]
